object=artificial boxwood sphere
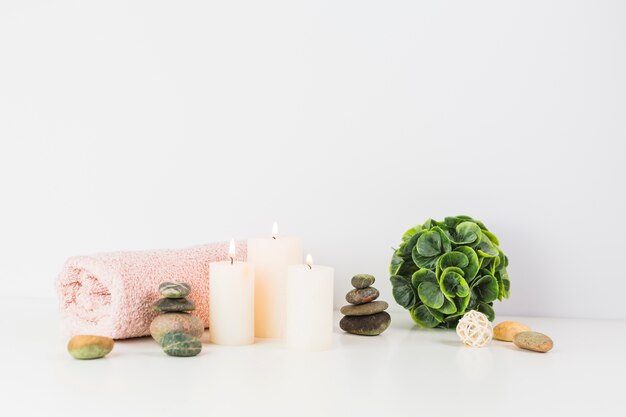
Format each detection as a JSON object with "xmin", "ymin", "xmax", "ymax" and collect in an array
[{"xmin": 389, "ymin": 216, "xmax": 510, "ymax": 329}]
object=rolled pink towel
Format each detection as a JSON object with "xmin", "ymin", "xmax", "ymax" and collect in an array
[{"xmin": 56, "ymin": 241, "xmax": 247, "ymax": 339}]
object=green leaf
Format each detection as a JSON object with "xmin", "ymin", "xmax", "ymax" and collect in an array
[
  {"xmin": 410, "ymin": 305, "xmax": 443, "ymax": 328},
  {"xmin": 456, "ymin": 215, "xmax": 474, "ymax": 220},
  {"xmin": 455, "ymin": 246, "xmax": 479, "ymax": 281},
  {"xmin": 440, "ymin": 267, "xmax": 470, "ymax": 298},
  {"xmin": 418, "ymin": 282, "xmax": 445, "ymax": 309},
  {"xmin": 456, "ymin": 280, "xmax": 470, "ymax": 297},
  {"xmin": 503, "ymin": 279, "xmax": 510, "ymax": 298},
  {"xmin": 402, "ymin": 231, "xmax": 422, "ymax": 257},
  {"xmin": 468, "ymin": 289, "xmax": 479, "ymax": 310},
  {"xmin": 422, "ymin": 219, "xmax": 435, "ymax": 230},
  {"xmin": 471, "ymin": 275, "xmax": 499, "ymax": 303},
  {"xmin": 412, "ymin": 269, "xmax": 437, "ymax": 288},
  {"xmin": 444, "ymin": 215, "xmax": 475, "ymax": 229},
  {"xmin": 482, "ymin": 229, "xmax": 500, "ymax": 245},
  {"xmin": 479, "ymin": 267, "xmax": 491, "ymax": 277},
  {"xmin": 444, "ymin": 216, "xmax": 465, "ymax": 228},
  {"xmin": 477, "ymin": 303, "xmax": 495, "ymax": 321},
  {"xmin": 455, "ymin": 295, "xmax": 470, "ymax": 314},
  {"xmin": 479, "ymin": 256, "xmax": 491, "ymax": 270},
  {"xmin": 402, "ymin": 225, "xmax": 423, "ymax": 242},
  {"xmin": 439, "ymin": 296, "xmax": 457, "ymax": 314},
  {"xmin": 390, "ymin": 250, "xmax": 403, "ymax": 275},
  {"xmin": 492, "ymin": 254, "xmax": 501, "ymax": 271},
  {"xmin": 499, "ymin": 269, "xmax": 511, "ymax": 298},
  {"xmin": 412, "ymin": 245, "xmax": 439, "ymax": 269},
  {"xmin": 475, "ymin": 232, "xmax": 499, "ymax": 257},
  {"xmin": 396, "ymin": 260, "xmax": 418, "ymax": 277},
  {"xmin": 443, "ymin": 266, "xmax": 464, "ymax": 276},
  {"xmin": 416, "ymin": 230, "xmax": 442, "ymax": 257},
  {"xmin": 431, "ymin": 219, "xmax": 449, "ymax": 230},
  {"xmin": 390, "ymin": 275, "xmax": 416, "ymax": 309},
  {"xmin": 451, "ymin": 221, "xmax": 481, "ymax": 245},
  {"xmin": 442, "ymin": 315, "xmax": 462, "ymax": 329},
  {"xmin": 494, "ymin": 270, "xmax": 504, "ymax": 301},
  {"xmin": 496, "ymin": 249, "xmax": 506, "ymax": 271},
  {"xmin": 432, "ymin": 227, "xmax": 452, "ymax": 253},
  {"xmin": 438, "ymin": 251, "xmax": 469, "ymax": 271}
]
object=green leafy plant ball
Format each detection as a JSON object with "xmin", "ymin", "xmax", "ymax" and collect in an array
[{"xmin": 389, "ymin": 216, "xmax": 510, "ymax": 329}]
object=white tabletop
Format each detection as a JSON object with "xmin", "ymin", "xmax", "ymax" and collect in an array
[{"xmin": 2, "ymin": 297, "xmax": 623, "ymax": 417}]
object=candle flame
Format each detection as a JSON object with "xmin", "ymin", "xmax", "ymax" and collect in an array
[
  {"xmin": 272, "ymin": 222, "xmax": 278, "ymax": 239},
  {"xmin": 229, "ymin": 238, "xmax": 236, "ymax": 264},
  {"xmin": 306, "ymin": 253, "xmax": 313, "ymax": 269}
]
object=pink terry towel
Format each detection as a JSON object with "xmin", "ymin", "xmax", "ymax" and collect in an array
[{"xmin": 56, "ymin": 241, "xmax": 247, "ymax": 339}]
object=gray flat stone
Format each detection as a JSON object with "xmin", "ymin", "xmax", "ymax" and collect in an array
[
  {"xmin": 152, "ymin": 297, "xmax": 195, "ymax": 313},
  {"xmin": 340, "ymin": 301, "xmax": 388, "ymax": 316},
  {"xmin": 159, "ymin": 282, "xmax": 191, "ymax": 299}
]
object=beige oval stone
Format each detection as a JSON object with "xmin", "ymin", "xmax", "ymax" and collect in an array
[
  {"xmin": 68, "ymin": 335, "xmax": 114, "ymax": 359},
  {"xmin": 513, "ymin": 331, "xmax": 553, "ymax": 353},
  {"xmin": 493, "ymin": 321, "xmax": 531, "ymax": 342},
  {"xmin": 150, "ymin": 313, "xmax": 204, "ymax": 344}
]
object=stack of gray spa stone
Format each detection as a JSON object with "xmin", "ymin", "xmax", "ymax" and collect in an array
[{"xmin": 339, "ymin": 274, "xmax": 391, "ymax": 336}]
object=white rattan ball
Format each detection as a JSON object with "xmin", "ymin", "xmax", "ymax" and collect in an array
[{"xmin": 456, "ymin": 310, "xmax": 493, "ymax": 348}]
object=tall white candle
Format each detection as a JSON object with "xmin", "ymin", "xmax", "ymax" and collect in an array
[
  {"xmin": 209, "ymin": 239, "xmax": 255, "ymax": 345},
  {"xmin": 286, "ymin": 254, "xmax": 334, "ymax": 350},
  {"xmin": 247, "ymin": 223, "xmax": 303, "ymax": 338}
]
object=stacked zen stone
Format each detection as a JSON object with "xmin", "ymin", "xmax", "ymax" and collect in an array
[
  {"xmin": 150, "ymin": 282, "xmax": 203, "ymax": 357},
  {"xmin": 339, "ymin": 274, "xmax": 391, "ymax": 336}
]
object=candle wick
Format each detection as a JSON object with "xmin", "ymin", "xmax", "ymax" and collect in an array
[
  {"xmin": 230, "ymin": 257, "xmax": 234, "ymax": 265},
  {"xmin": 272, "ymin": 236, "xmax": 277, "ymax": 240},
  {"xmin": 307, "ymin": 264, "xmax": 312, "ymax": 270}
]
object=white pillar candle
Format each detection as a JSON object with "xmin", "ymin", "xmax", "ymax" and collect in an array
[
  {"xmin": 209, "ymin": 239, "xmax": 255, "ymax": 345},
  {"xmin": 247, "ymin": 223, "xmax": 303, "ymax": 338},
  {"xmin": 286, "ymin": 254, "xmax": 334, "ymax": 350}
]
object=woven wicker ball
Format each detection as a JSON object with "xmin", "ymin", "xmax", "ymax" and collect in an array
[{"xmin": 456, "ymin": 310, "xmax": 493, "ymax": 348}]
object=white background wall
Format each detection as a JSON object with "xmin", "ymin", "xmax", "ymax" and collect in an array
[{"xmin": 1, "ymin": 0, "xmax": 624, "ymax": 319}]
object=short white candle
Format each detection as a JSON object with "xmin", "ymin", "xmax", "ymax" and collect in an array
[
  {"xmin": 209, "ymin": 239, "xmax": 255, "ymax": 345},
  {"xmin": 286, "ymin": 254, "xmax": 334, "ymax": 350},
  {"xmin": 248, "ymin": 223, "xmax": 303, "ymax": 339}
]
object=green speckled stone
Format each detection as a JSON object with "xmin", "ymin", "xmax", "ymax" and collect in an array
[
  {"xmin": 340, "ymin": 311, "xmax": 391, "ymax": 336},
  {"xmin": 161, "ymin": 332, "xmax": 202, "ymax": 357},
  {"xmin": 152, "ymin": 297, "xmax": 195, "ymax": 313},
  {"xmin": 159, "ymin": 282, "xmax": 191, "ymax": 299},
  {"xmin": 345, "ymin": 287, "xmax": 379, "ymax": 305},
  {"xmin": 351, "ymin": 274, "xmax": 375, "ymax": 289}
]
